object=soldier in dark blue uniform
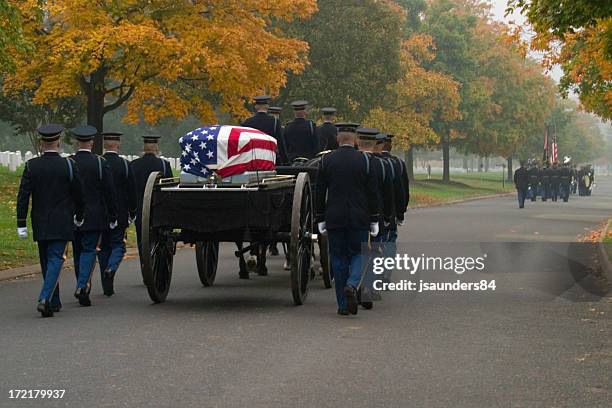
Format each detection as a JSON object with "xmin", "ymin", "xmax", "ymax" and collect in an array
[
  {"xmin": 130, "ymin": 135, "xmax": 174, "ymax": 265},
  {"xmin": 357, "ymin": 130, "xmax": 395, "ymax": 310},
  {"xmin": 550, "ymin": 162, "xmax": 560, "ymax": 202},
  {"xmin": 242, "ymin": 96, "xmax": 287, "ymax": 164},
  {"xmin": 527, "ymin": 161, "xmax": 541, "ymax": 201},
  {"xmin": 71, "ymin": 126, "xmax": 118, "ymax": 306},
  {"xmin": 513, "ymin": 160, "xmax": 529, "ymax": 208},
  {"xmin": 17, "ymin": 124, "xmax": 85, "ymax": 317},
  {"xmin": 541, "ymin": 164, "xmax": 552, "ymax": 201},
  {"xmin": 559, "ymin": 160, "xmax": 572, "ymax": 202},
  {"xmin": 380, "ymin": 135, "xmax": 408, "ymax": 240},
  {"xmin": 97, "ymin": 132, "xmax": 137, "ymax": 296},
  {"xmin": 284, "ymin": 100, "xmax": 319, "ymax": 162},
  {"xmin": 316, "ymin": 107, "xmax": 339, "ymax": 151},
  {"xmin": 267, "ymin": 106, "xmax": 284, "ymax": 256},
  {"xmin": 316, "ymin": 123, "xmax": 379, "ymax": 316}
]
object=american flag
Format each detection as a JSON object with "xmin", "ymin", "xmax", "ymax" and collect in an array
[
  {"xmin": 179, "ymin": 125, "xmax": 277, "ymax": 178},
  {"xmin": 551, "ymin": 127, "xmax": 558, "ymax": 163}
]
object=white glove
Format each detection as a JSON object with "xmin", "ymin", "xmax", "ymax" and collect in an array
[
  {"xmin": 74, "ymin": 215, "xmax": 84, "ymax": 227},
  {"xmin": 317, "ymin": 222, "xmax": 327, "ymax": 235},
  {"xmin": 17, "ymin": 227, "xmax": 28, "ymax": 240},
  {"xmin": 109, "ymin": 220, "xmax": 118, "ymax": 230},
  {"xmin": 396, "ymin": 217, "xmax": 404, "ymax": 226},
  {"xmin": 370, "ymin": 222, "xmax": 379, "ymax": 237}
]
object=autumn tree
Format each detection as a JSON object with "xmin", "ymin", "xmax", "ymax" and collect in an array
[
  {"xmin": 0, "ymin": 0, "xmax": 27, "ymax": 73},
  {"xmin": 5, "ymin": 0, "xmax": 317, "ymax": 153}
]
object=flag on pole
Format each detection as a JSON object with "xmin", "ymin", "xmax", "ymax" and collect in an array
[{"xmin": 551, "ymin": 126, "xmax": 558, "ymax": 164}]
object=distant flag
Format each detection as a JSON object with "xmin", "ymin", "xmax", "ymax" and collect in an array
[{"xmin": 551, "ymin": 125, "xmax": 558, "ymax": 164}]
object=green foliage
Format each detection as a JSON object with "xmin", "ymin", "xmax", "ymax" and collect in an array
[{"xmin": 0, "ymin": 0, "xmax": 28, "ymax": 73}]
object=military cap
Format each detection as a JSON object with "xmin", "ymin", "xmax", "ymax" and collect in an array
[
  {"xmin": 375, "ymin": 133, "xmax": 387, "ymax": 143},
  {"xmin": 321, "ymin": 107, "xmax": 337, "ymax": 115},
  {"xmin": 268, "ymin": 106, "xmax": 282, "ymax": 114},
  {"xmin": 102, "ymin": 131, "xmax": 123, "ymax": 141},
  {"xmin": 386, "ymin": 134, "xmax": 395, "ymax": 139},
  {"xmin": 253, "ymin": 95, "xmax": 272, "ymax": 104},
  {"xmin": 335, "ymin": 122, "xmax": 360, "ymax": 133},
  {"xmin": 72, "ymin": 125, "xmax": 98, "ymax": 141},
  {"xmin": 37, "ymin": 124, "xmax": 64, "ymax": 141},
  {"xmin": 143, "ymin": 135, "xmax": 161, "ymax": 144},
  {"xmin": 291, "ymin": 100, "xmax": 309, "ymax": 111},
  {"xmin": 356, "ymin": 127, "xmax": 380, "ymax": 140}
]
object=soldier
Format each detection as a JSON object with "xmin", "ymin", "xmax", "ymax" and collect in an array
[
  {"xmin": 317, "ymin": 107, "xmax": 339, "ymax": 151},
  {"xmin": 97, "ymin": 132, "xmax": 137, "ymax": 296},
  {"xmin": 268, "ymin": 106, "xmax": 282, "ymax": 120},
  {"xmin": 284, "ymin": 100, "xmax": 319, "ymax": 162},
  {"xmin": 513, "ymin": 160, "xmax": 529, "ymax": 209},
  {"xmin": 541, "ymin": 164, "xmax": 552, "ymax": 201},
  {"xmin": 559, "ymin": 159, "xmax": 572, "ymax": 202},
  {"xmin": 527, "ymin": 161, "xmax": 540, "ymax": 201},
  {"xmin": 267, "ymin": 105, "xmax": 284, "ymax": 256},
  {"xmin": 130, "ymin": 135, "xmax": 174, "ymax": 265},
  {"xmin": 550, "ymin": 162, "xmax": 560, "ymax": 202},
  {"xmin": 356, "ymin": 130, "xmax": 395, "ymax": 310},
  {"xmin": 17, "ymin": 124, "xmax": 85, "ymax": 317},
  {"xmin": 316, "ymin": 123, "xmax": 379, "ymax": 316},
  {"xmin": 242, "ymin": 96, "xmax": 287, "ymax": 164},
  {"xmin": 70, "ymin": 125, "xmax": 118, "ymax": 307}
]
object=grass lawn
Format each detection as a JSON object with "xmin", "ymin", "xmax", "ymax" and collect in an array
[{"xmin": 410, "ymin": 171, "xmax": 515, "ymax": 206}]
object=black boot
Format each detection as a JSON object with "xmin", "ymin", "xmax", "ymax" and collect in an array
[
  {"xmin": 37, "ymin": 300, "xmax": 54, "ymax": 318},
  {"xmin": 102, "ymin": 269, "xmax": 115, "ymax": 297},
  {"xmin": 75, "ymin": 288, "xmax": 91, "ymax": 307},
  {"xmin": 344, "ymin": 286, "xmax": 358, "ymax": 315}
]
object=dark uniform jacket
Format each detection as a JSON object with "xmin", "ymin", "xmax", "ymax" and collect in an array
[
  {"xmin": 284, "ymin": 118, "xmax": 318, "ymax": 162},
  {"xmin": 371, "ymin": 153, "xmax": 396, "ymax": 224},
  {"xmin": 71, "ymin": 150, "xmax": 117, "ymax": 232},
  {"xmin": 550, "ymin": 167, "xmax": 561, "ymax": 186},
  {"xmin": 316, "ymin": 122, "xmax": 338, "ymax": 151},
  {"xmin": 315, "ymin": 145, "xmax": 379, "ymax": 231},
  {"xmin": 241, "ymin": 112, "xmax": 288, "ymax": 164},
  {"xmin": 541, "ymin": 167, "xmax": 553, "ymax": 184},
  {"xmin": 382, "ymin": 152, "xmax": 409, "ymax": 222},
  {"xmin": 513, "ymin": 167, "xmax": 529, "ymax": 190},
  {"xmin": 17, "ymin": 152, "xmax": 85, "ymax": 241},
  {"xmin": 527, "ymin": 167, "xmax": 540, "ymax": 185},
  {"xmin": 103, "ymin": 152, "xmax": 137, "ymax": 228},
  {"xmin": 130, "ymin": 153, "xmax": 173, "ymax": 218},
  {"xmin": 559, "ymin": 166, "xmax": 572, "ymax": 184}
]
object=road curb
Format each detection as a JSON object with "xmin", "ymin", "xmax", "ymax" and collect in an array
[
  {"xmin": 0, "ymin": 248, "xmax": 140, "ymax": 282},
  {"xmin": 410, "ymin": 192, "xmax": 515, "ymax": 209},
  {"xmin": 597, "ymin": 219, "xmax": 612, "ymax": 282}
]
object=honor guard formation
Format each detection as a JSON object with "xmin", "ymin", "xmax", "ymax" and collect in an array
[
  {"xmin": 17, "ymin": 97, "xmax": 410, "ymax": 317},
  {"xmin": 513, "ymin": 157, "xmax": 595, "ymax": 209}
]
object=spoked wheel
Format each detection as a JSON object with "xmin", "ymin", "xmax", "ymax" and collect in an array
[
  {"xmin": 290, "ymin": 172, "xmax": 314, "ymax": 305},
  {"xmin": 319, "ymin": 234, "xmax": 333, "ymax": 289},
  {"xmin": 141, "ymin": 171, "xmax": 174, "ymax": 303},
  {"xmin": 196, "ymin": 241, "xmax": 219, "ymax": 286}
]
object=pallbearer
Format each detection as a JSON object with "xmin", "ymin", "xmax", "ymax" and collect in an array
[
  {"xmin": 316, "ymin": 107, "xmax": 339, "ymax": 151},
  {"xmin": 17, "ymin": 124, "xmax": 85, "ymax": 317},
  {"xmin": 541, "ymin": 163, "xmax": 552, "ymax": 201},
  {"xmin": 71, "ymin": 126, "xmax": 118, "ymax": 306},
  {"xmin": 550, "ymin": 162, "xmax": 560, "ymax": 202},
  {"xmin": 130, "ymin": 135, "xmax": 173, "ymax": 265},
  {"xmin": 316, "ymin": 123, "xmax": 379, "ymax": 316},
  {"xmin": 242, "ymin": 96, "xmax": 287, "ymax": 164},
  {"xmin": 559, "ymin": 158, "xmax": 572, "ymax": 202},
  {"xmin": 527, "ymin": 161, "xmax": 541, "ymax": 201},
  {"xmin": 513, "ymin": 160, "xmax": 529, "ymax": 209},
  {"xmin": 98, "ymin": 132, "xmax": 137, "ymax": 296},
  {"xmin": 284, "ymin": 100, "xmax": 319, "ymax": 162}
]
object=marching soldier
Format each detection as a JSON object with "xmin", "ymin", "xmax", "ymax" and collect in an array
[
  {"xmin": 316, "ymin": 107, "xmax": 339, "ymax": 151},
  {"xmin": 316, "ymin": 123, "xmax": 379, "ymax": 316},
  {"xmin": 550, "ymin": 162, "xmax": 560, "ymax": 202},
  {"xmin": 268, "ymin": 106, "xmax": 283, "ymax": 120},
  {"xmin": 356, "ymin": 130, "xmax": 395, "ymax": 310},
  {"xmin": 513, "ymin": 160, "xmax": 529, "ymax": 209},
  {"xmin": 559, "ymin": 160, "xmax": 572, "ymax": 202},
  {"xmin": 98, "ymin": 132, "xmax": 137, "ymax": 296},
  {"xmin": 527, "ymin": 161, "xmax": 540, "ymax": 201},
  {"xmin": 130, "ymin": 135, "xmax": 173, "ymax": 265},
  {"xmin": 17, "ymin": 124, "xmax": 85, "ymax": 317},
  {"xmin": 284, "ymin": 100, "xmax": 319, "ymax": 162},
  {"xmin": 71, "ymin": 126, "xmax": 118, "ymax": 306},
  {"xmin": 267, "ymin": 105, "xmax": 284, "ymax": 256},
  {"xmin": 541, "ymin": 164, "xmax": 552, "ymax": 201},
  {"xmin": 242, "ymin": 96, "xmax": 287, "ymax": 164}
]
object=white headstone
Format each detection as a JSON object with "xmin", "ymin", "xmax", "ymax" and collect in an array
[
  {"xmin": 0, "ymin": 152, "xmax": 7, "ymax": 167},
  {"xmin": 24, "ymin": 151, "xmax": 33, "ymax": 162},
  {"xmin": 9, "ymin": 153, "xmax": 17, "ymax": 172}
]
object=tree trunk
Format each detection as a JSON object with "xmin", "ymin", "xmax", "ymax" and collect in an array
[
  {"xmin": 507, "ymin": 157, "xmax": 513, "ymax": 182},
  {"xmin": 442, "ymin": 133, "xmax": 450, "ymax": 183},
  {"xmin": 462, "ymin": 154, "xmax": 468, "ymax": 171},
  {"xmin": 85, "ymin": 68, "xmax": 106, "ymax": 154},
  {"xmin": 478, "ymin": 156, "xmax": 483, "ymax": 172},
  {"xmin": 405, "ymin": 146, "xmax": 415, "ymax": 181},
  {"xmin": 485, "ymin": 156, "xmax": 490, "ymax": 172}
]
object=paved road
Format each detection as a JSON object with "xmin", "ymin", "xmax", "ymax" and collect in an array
[{"xmin": 1, "ymin": 178, "xmax": 611, "ymax": 408}]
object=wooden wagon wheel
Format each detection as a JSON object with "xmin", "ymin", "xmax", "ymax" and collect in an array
[
  {"xmin": 318, "ymin": 234, "xmax": 333, "ymax": 289},
  {"xmin": 290, "ymin": 172, "xmax": 314, "ymax": 305},
  {"xmin": 141, "ymin": 171, "xmax": 174, "ymax": 303},
  {"xmin": 196, "ymin": 241, "xmax": 219, "ymax": 287}
]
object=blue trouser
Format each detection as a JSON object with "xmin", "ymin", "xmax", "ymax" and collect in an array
[
  {"xmin": 73, "ymin": 231, "xmax": 101, "ymax": 290},
  {"xmin": 384, "ymin": 227, "xmax": 398, "ymax": 280},
  {"xmin": 37, "ymin": 240, "xmax": 67, "ymax": 306},
  {"xmin": 560, "ymin": 183, "xmax": 570, "ymax": 201},
  {"xmin": 541, "ymin": 183, "xmax": 550, "ymax": 201},
  {"xmin": 328, "ymin": 229, "xmax": 369, "ymax": 310},
  {"xmin": 98, "ymin": 227, "xmax": 126, "ymax": 275},
  {"xmin": 362, "ymin": 225, "xmax": 387, "ymax": 299},
  {"xmin": 550, "ymin": 184, "xmax": 559, "ymax": 201},
  {"xmin": 517, "ymin": 187, "xmax": 527, "ymax": 208}
]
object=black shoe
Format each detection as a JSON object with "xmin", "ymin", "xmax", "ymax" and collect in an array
[
  {"xmin": 269, "ymin": 246, "xmax": 279, "ymax": 256},
  {"xmin": 37, "ymin": 300, "xmax": 54, "ymax": 318},
  {"xmin": 239, "ymin": 272, "xmax": 250, "ymax": 280},
  {"xmin": 361, "ymin": 301, "xmax": 373, "ymax": 310},
  {"xmin": 50, "ymin": 303, "xmax": 62, "ymax": 313},
  {"xmin": 76, "ymin": 288, "xmax": 91, "ymax": 307},
  {"xmin": 257, "ymin": 266, "xmax": 268, "ymax": 277},
  {"xmin": 102, "ymin": 269, "xmax": 115, "ymax": 297},
  {"xmin": 337, "ymin": 308, "xmax": 349, "ymax": 316},
  {"xmin": 344, "ymin": 286, "xmax": 358, "ymax": 315}
]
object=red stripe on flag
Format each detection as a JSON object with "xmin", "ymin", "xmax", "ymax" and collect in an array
[{"xmin": 216, "ymin": 159, "xmax": 276, "ymax": 178}]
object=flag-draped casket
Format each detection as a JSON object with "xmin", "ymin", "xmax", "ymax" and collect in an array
[{"xmin": 179, "ymin": 126, "xmax": 277, "ymax": 178}]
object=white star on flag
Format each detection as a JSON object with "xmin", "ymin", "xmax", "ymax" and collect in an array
[
  {"xmin": 199, "ymin": 142, "xmax": 206, "ymax": 149},
  {"xmin": 181, "ymin": 151, "xmax": 188, "ymax": 157},
  {"xmin": 184, "ymin": 164, "xmax": 191, "ymax": 171},
  {"xmin": 207, "ymin": 151, "xmax": 214, "ymax": 158},
  {"xmin": 179, "ymin": 137, "xmax": 184, "ymax": 143},
  {"xmin": 201, "ymin": 129, "xmax": 208, "ymax": 135},
  {"xmin": 190, "ymin": 158, "xmax": 197, "ymax": 165},
  {"xmin": 207, "ymin": 135, "xmax": 214, "ymax": 141},
  {"xmin": 191, "ymin": 134, "xmax": 199, "ymax": 141},
  {"xmin": 185, "ymin": 143, "xmax": 192, "ymax": 152}
]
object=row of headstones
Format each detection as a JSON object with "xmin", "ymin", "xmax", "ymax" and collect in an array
[{"xmin": 0, "ymin": 151, "xmax": 182, "ymax": 172}]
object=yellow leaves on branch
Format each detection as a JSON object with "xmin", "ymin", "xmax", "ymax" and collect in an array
[
  {"xmin": 5, "ymin": 0, "xmax": 317, "ymax": 124},
  {"xmin": 365, "ymin": 34, "xmax": 461, "ymax": 149}
]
